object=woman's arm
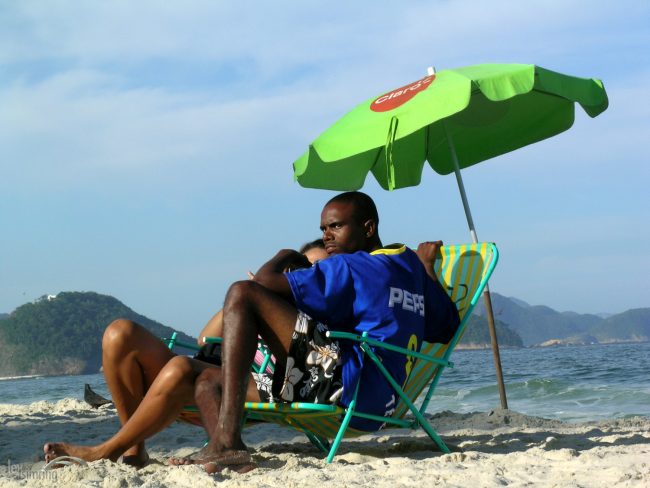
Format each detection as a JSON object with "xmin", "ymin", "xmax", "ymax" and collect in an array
[{"xmin": 197, "ymin": 308, "xmax": 224, "ymax": 345}]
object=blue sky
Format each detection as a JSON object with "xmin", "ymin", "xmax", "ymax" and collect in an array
[{"xmin": 1, "ymin": 1, "xmax": 648, "ymax": 337}]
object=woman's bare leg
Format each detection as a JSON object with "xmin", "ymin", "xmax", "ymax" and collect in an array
[
  {"xmin": 43, "ymin": 319, "xmax": 212, "ymax": 466},
  {"xmin": 102, "ymin": 319, "xmax": 176, "ymax": 464},
  {"xmin": 44, "ymin": 354, "xmax": 214, "ymax": 464}
]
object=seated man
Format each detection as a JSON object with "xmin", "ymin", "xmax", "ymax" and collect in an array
[{"xmin": 177, "ymin": 191, "xmax": 460, "ymax": 473}]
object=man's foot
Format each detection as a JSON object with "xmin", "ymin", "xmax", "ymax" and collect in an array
[
  {"xmin": 168, "ymin": 448, "xmax": 256, "ymax": 474},
  {"xmin": 43, "ymin": 442, "xmax": 105, "ymax": 465},
  {"xmin": 168, "ymin": 445, "xmax": 214, "ymax": 466},
  {"xmin": 203, "ymin": 450, "xmax": 257, "ymax": 475}
]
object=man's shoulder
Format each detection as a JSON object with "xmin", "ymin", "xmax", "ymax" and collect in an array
[
  {"xmin": 370, "ymin": 243, "xmax": 408, "ymax": 256},
  {"xmin": 330, "ymin": 244, "xmax": 416, "ymax": 269},
  {"xmin": 343, "ymin": 244, "xmax": 419, "ymax": 271},
  {"xmin": 369, "ymin": 244, "xmax": 418, "ymax": 263}
]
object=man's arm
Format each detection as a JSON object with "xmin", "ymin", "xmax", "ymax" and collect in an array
[
  {"xmin": 416, "ymin": 240, "xmax": 443, "ymax": 282},
  {"xmin": 418, "ymin": 241, "xmax": 461, "ymax": 343},
  {"xmin": 252, "ymin": 249, "xmax": 311, "ymax": 303}
]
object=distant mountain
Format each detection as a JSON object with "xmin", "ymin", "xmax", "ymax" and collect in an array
[
  {"xmin": 595, "ymin": 312, "xmax": 614, "ymax": 319},
  {"xmin": 458, "ymin": 315, "xmax": 524, "ymax": 349},
  {"xmin": 474, "ymin": 293, "xmax": 649, "ymax": 347},
  {"xmin": 590, "ymin": 309, "xmax": 650, "ymax": 343},
  {"xmin": 0, "ymin": 292, "xmax": 197, "ymax": 377},
  {"xmin": 506, "ymin": 296, "xmax": 531, "ymax": 308},
  {"xmin": 0, "ymin": 313, "xmax": 7, "ymax": 320}
]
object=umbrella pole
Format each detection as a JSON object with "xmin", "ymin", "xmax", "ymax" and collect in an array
[{"xmin": 444, "ymin": 125, "xmax": 509, "ymax": 410}]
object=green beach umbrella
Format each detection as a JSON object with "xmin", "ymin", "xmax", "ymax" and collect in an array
[
  {"xmin": 295, "ymin": 64, "xmax": 608, "ymax": 192},
  {"xmin": 293, "ymin": 63, "xmax": 609, "ymax": 408}
]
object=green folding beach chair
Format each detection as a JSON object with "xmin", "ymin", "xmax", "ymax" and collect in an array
[{"xmin": 242, "ymin": 242, "xmax": 499, "ymax": 462}]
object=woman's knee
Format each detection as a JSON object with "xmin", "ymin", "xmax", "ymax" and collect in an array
[
  {"xmin": 102, "ymin": 319, "xmax": 140, "ymax": 353},
  {"xmin": 167, "ymin": 355, "xmax": 195, "ymax": 375},
  {"xmin": 156, "ymin": 356, "xmax": 195, "ymax": 388}
]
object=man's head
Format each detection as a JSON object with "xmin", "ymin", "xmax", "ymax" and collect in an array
[{"xmin": 320, "ymin": 191, "xmax": 382, "ymax": 255}]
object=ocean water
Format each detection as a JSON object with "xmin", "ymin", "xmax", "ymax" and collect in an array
[
  {"xmin": 434, "ymin": 342, "xmax": 650, "ymax": 422},
  {"xmin": 1, "ymin": 342, "xmax": 648, "ymax": 423}
]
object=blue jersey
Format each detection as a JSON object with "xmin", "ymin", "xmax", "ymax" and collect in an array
[{"xmin": 285, "ymin": 244, "xmax": 459, "ymax": 430}]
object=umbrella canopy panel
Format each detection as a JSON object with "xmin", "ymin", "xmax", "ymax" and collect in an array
[{"xmin": 294, "ymin": 64, "xmax": 608, "ymax": 191}]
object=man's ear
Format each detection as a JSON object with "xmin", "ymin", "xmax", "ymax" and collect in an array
[{"xmin": 363, "ymin": 219, "xmax": 376, "ymax": 238}]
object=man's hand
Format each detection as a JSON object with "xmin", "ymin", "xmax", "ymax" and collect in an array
[
  {"xmin": 416, "ymin": 241, "xmax": 443, "ymax": 281},
  {"xmin": 252, "ymin": 249, "xmax": 309, "ymax": 303},
  {"xmin": 282, "ymin": 251, "xmax": 312, "ymax": 272}
]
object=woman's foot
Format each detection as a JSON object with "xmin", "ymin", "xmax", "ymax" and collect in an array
[
  {"xmin": 121, "ymin": 450, "xmax": 150, "ymax": 468},
  {"xmin": 43, "ymin": 442, "xmax": 107, "ymax": 465}
]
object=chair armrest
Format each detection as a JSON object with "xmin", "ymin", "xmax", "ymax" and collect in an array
[
  {"xmin": 161, "ymin": 331, "xmax": 202, "ymax": 352},
  {"xmin": 202, "ymin": 336, "xmax": 223, "ymax": 344},
  {"xmin": 326, "ymin": 331, "xmax": 453, "ymax": 368}
]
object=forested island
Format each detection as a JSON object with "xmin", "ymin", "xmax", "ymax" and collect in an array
[
  {"xmin": 0, "ymin": 292, "xmax": 196, "ymax": 377},
  {"xmin": 0, "ymin": 291, "xmax": 648, "ymax": 376}
]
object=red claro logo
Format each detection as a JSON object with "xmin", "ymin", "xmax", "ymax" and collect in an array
[{"xmin": 370, "ymin": 75, "xmax": 435, "ymax": 112}]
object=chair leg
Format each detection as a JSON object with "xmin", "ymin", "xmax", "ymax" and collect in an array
[
  {"xmin": 326, "ymin": 407, "xmax": 354, "ymax": 463},
  {"xmin": 304, "ymin": 431, "xmax": 330, "ymax": 454},
  {"xmin": 418, "ymin": 418, "xmax": 451, "ymax": 454},
  {"xmin": 362, "ymin": 343, "xmax": 451, "ymax": 454}
]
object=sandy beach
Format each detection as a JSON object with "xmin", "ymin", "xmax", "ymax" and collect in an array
[{"xmin": 1, "ymin": 399, "xmax": 649, "ymax": 487}]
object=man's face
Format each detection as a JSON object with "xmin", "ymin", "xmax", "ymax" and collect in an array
[{"xmin": 320, "ymin": 201, "xmax": 371, "ymax": 255}]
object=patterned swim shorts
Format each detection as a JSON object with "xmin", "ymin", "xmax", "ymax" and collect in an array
[{"xmin": 253, "ymin": 311, "xmax": 343, "ymax": 404}]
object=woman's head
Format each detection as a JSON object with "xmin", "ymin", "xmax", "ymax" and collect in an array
[{"xmin": 300, "ymin": 238, "xmax": 327, "ymax": 264}]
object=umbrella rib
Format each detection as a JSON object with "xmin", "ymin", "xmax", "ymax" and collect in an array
[
  {"xmin": 424, "ymin": 121, "xmax": 430, "ymax": 164},
  {"xmin": 369, "ymin": 147, "xmax": 383, "ymax": 180}
]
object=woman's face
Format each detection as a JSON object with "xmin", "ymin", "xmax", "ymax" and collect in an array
[{"xmin": 304, "ymin": 247, "xmax": 328, "ymax": 264}]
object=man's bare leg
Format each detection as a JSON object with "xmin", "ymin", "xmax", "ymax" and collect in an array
[
  {"xmin": 186, "ymin": 280, "xmax": 297, "ymax": 471},
  {"xmin": 168, "ymin": 368, "xmax": 260, "ymax": 466},
  {"xmin": 43, "ymin": 320, "xmax": 212, "ymax": 466}
]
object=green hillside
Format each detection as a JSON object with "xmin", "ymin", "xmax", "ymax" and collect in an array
[
  {"xmin": 590, "ymin": 308, "xmax": 650, "ymax": 342},
  {"xmin": 0, "ymin": 292, "xmax": 197, "ymax": 377},
  {"xmin": 485, "ymin": 297, "xmax": 601, "ymax": 345},
  {"xmin": 459, "ymin": 315, "xmax": 524, "ymax": 348}
]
